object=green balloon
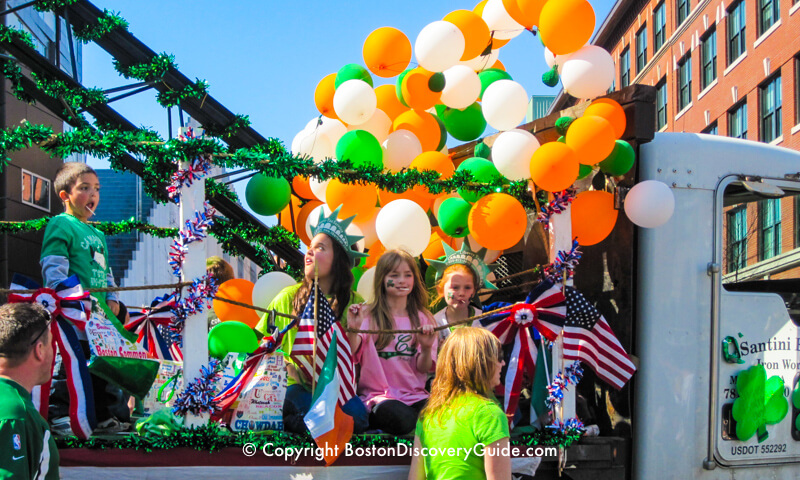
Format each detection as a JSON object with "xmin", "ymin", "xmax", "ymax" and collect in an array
[
  {"xmin": 577, "ymin": 164, "xmax": 593, "ymax": 180},
  {"xmin": 335, "ymin": 130, "xmax": 384, "ymax": 169},
  {"xmin": 335, "ymin": 63, "xmax": 373, "ymax": 88},
  {"xmin": 433, "ymin": 113, "xmax": 448, "ymax": 152},
  {"xmin": 557, "ymin": 135, "xmax": 566, "ymax": 143},
  {"xmin": 208, "ymin": 321, "xmax": 259, "ymax": 360},
  {"xmin": 456, "ymin": 157, "xmax": 501, "ymax": 203},
  {"xmin": 437, "ymin": 197, "xmax": 472, "ymax": 237},
  {"xmin": 425, "ymin": 261, "xmax": 439, "ymax": 289},
  {"xmin": 793, "ymin": 383, "xmax": 800, "ymax": 409},
  {"xmin": 428, "ymin": 72, "xmax": 446, "ymax": 92},
  {"xmin": 474, "ymin": 141, "xmax": 491, "ymax": 159},
  {"xmin": 245, "ymin": 173, "xmax": 291, "ymax": 216},
  {"xmin": 351, "ymin": 266, "xmax": 365, "ymax": 287},
  {"xmin": 440, "ymin": 103, "xmax": 487, "ymax": 142},
  {"xmin": 554, "ymin": 116, "xmax": 574, "ymax": 136},
  {"xmin": 478, "ymin": 68, "xmax": 513, "ymax": 98},
  {"xmin": 395, "ymin": 68, "xmax": 412, "ymax": 108},
  {"xmin": 598, "ymin": 140, "xmax": 635, "ymax": 176}
]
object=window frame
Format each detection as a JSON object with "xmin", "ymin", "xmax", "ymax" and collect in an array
[
  {"xmin": 728, "ymin": 101, "xmax": 748, "ymax": 139},
  {"xmin": 20, "ymin": 169, "xmax": 51, "ymax": 212},
  {"xmin": 653, "ymin": 2, "xmax": 666, "ymax": 52},
  {"xmin": 757, "ymin": 198, "xmax": 781, "ymax": 261},
  {"xmin": 636, "ymin": 25, "xmax": 648, "ymax": 73},
  {"xmin": 702, "ymin": 122, "xmax": 718, "ymax": 134},
  {"xmin": 795, "ymin": 56, "xmax": 800, "ymax": 126},
  {"xmin": 700, "ymin": 27, "xmax": 717, "ymax": 90},
  {"xmin": 727, "ymin": 206, "xmax": 748, "ymax": 271},
  {"xmin": 726, "ymin": 0, "xmax": 746, "ymax": 66},
  {"xmin": 656, "ymin": 77, "xmax": 668, "ymax": 129},
  {"xmin": 677, "ymin": 54, "xmax": 692, "ymax": 111},
  {"xmin": 677, "ymin": 0, "xmax": 691, "ymax": 26},
  {"xmin": 758, "ymin": 0, "xmax": 780, "ymax": 35},
  {"xmin": 620, "ymin": 47, "xmax": 631, "ymax": 88},
  {"xmin": 758, "ymin": 73, "xmax": 782, "ymax": 143}
]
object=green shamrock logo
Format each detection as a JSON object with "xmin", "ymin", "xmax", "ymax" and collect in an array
[
  {"xmin": 732, "ymin": 364, "xmax": 789, "ymax": 442},
  {"xmin": 794, "ymin": 382, "xmax": 800, "ymax": 432}
]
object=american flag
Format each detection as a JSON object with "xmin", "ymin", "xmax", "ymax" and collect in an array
[
  {"xmin": 292, "ymin": 284, "xmax": 356, "ymax": 405},
  {"xmin": 562, "ymin": 287, "xmax": 636, "ymax": 390}
]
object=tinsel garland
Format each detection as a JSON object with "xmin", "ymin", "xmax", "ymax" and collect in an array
[
  {"xmin": 0, "ymin": 58, "xmax": 33, "ymax": 104},
  {"xmin": 538, "ymin": 189, "xmax": 576, "ymax": 229},
  {"xmin": 202, "ymin": 114, "xmax": 252, "ymax": 139},
  {"xmin": 545, "ymin": 418, "xmax": 585, "ymax": 437},
  {"xmin": 33, "ymin": 0, "xmax": 80, "ymax": 12},
  {"xmin": 169, "ymin": 202, "xmax": 215, "ymax": 277},
  {"xmin": 0, "ymin": 23, "xmax": 36, "ymax": 50},
  {"xmin": 72, "ymin": 9, "xmax": 129, "ymax": 43},
  {"xmin": 30, "ymin": 72, "xmax": 107, "ymax": 110},
  {"xmin": 205, "ymin": 178, "xmax": 239, "ymax": 203},
  {"xmin": 172, "ymin": 359, "xmax": 222, "ymax": 416},
  {"xmin": 0, "ymin": 122, "xmax": 53, "ymax": 169},
  {"xmin": 114, "ymin": 53, "xmax": 176, "ymax": 82},
  {"xmin": 543, "ymin": 239, "xmax": 581, "ymax": 282},
  {"xmin": 156, "ymin": 79, "xmax": 209, "ymax": 108}
]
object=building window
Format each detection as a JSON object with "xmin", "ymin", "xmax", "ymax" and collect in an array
[
  {"xmin": 727, "ymin": 0, "xmax": 746, "ymax": 65},
  {"xmin": 677, "ymin": 0, "xmax": 690, "ymax": 26},
  {"xmin": 653, "ymin": 3, "xmax": 666, "ymax": 52},
  {"xmin": 702, "ymin": 122, "xmax": 718, "ymax": 134},
  {"xmin": 607, "ymin": 77, "xmax": 616, "ymax": 94},
  {"xmin": 796, "ymin": 196, "xmax": 800, "ymax": 248},
  {"xmin": 620, "ymin": 47, "xmax": 630, "ymax": 88},
  {"xmin": 758, "ymin": 0, "xmax": 779, "ymax": 35},
  {"xmin": 656, "ymin": 77, "xmax": 667, "ymax": 129},
  {"xmin": 21, "ymin": 169, "xmax": 50, "ymax": 212},
  {"xmin": 727, "ymin": 207, "xmax": 747, "ymax": 271},
  {"xmin": 700, "ymin": 28, "xmax": 717, "ymax": 90},
  {"xmin": 636, "ymin": 26, "xmax": 648, "ymax": 73},
  {"xmin": 795, "ymin": 56, "xmax": 800, "ymax": 126},
  {"xmin": 758, "ymin": 199, "xmax": 781, "ymax": 260},
  {"xmin": 677, "ymin": 54, "xmax": 691, "ymax": 111},
  {"xmin": 728, "ymin": 101, "xmax": 747, "ymax": 139},
  {"xmin": 759, "ymin": 74, "xmax": 781, "ymax": 143}
]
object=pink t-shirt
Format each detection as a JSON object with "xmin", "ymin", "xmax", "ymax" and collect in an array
[{"xmin": 355, "ymin": 312, "xmax": 438, "ymax": 411}]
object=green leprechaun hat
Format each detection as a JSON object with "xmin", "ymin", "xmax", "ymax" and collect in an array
[
  {"xmin": 310, "ymin": 205, "xmax": 369, "ymax": 267},
  {"xmin": 425, "ymin": 241, "xmax": 498, "ymax": 292}
]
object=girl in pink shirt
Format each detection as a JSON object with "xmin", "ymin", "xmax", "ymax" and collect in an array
[{"xmin": 349, "ymin": 249, "xmax": 437, "ymax": 435}]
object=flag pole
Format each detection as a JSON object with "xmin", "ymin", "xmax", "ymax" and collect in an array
[{"xmin": 311, "ymin": 259, "xmax": 319, "ymax": 397}]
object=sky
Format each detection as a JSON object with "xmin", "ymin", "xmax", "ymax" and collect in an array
[{"xmin": 84, "ymin": 0, "xmax": 616, "ymax": 222}]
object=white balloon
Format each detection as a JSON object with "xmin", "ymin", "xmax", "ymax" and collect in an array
[
  {"xmin": 346, "ymin": 222, "xmax": 366, "ymax": 252},
  {"xmin": 375, "ymin": 199, "xmax": 431, "ymax": 256},
  {"xmin": 467, "ymin": 234, "xmax": 502, "ymax": 263},
  {"xmin": 354, "ymin": 212, "xmax": 379, "ymax": 248},
  {"xmin": 333, "ymin": 79, "xmax": 377, "ymax": 125},
  {"xmin": 482, "ymin": 0, "xmax": 524, "ymax": 40},
  {"xmin": 481, "ymin": 79, "xmax": 528, "ymax": 131},
  {"xmin": 544, "ymin": 48, "xmax": 556, "ymax": 69},
  {"xmin": 348, "ymin": 108, "xmax": 391, "ymax": 143},
  {"xmin": 252, "ymin": 272, "xmax": 297, "ymax": 310},
  {"xmin": 382, "ymin": 129, "xmax": 422, "ymax": 171},
  {"xmin": 357, "ymin": 267, "xmax": 377, "ymax": 304},
  {"xmin": 560, "ymin": 45, "xmax": 615, "ymax": 99},
  {"xmin": 624, "ymin": 180, "xmax": 675, "ymax": 228},
  {"xmin": 460, "ymin": 49, "xmax": 500, "ymax": 72},
  {"xmin": 305, "ymin": 203, "xmax": 333, "ymax": 239},
  {"xmin": 296, "ymin": 130, "xmax": 333, "ymax": 161},
  {"xmin": 308, "ymin": 178, "xmax": 331, "ymax": 203},
  {"xmin": 415, "ymin": 21, "xmax": 466, "ymax": 72},
  {"xmin": 492, "ymin": 129, "xmax": 540, "ymax": 181},
  {"xmin": 317, "ymin": 117, "xmax": 347, "ymax": 147},
  {"xmin": 441, "ymin": 65, "xmax": 481, "ymax": 109},
  {"xmin": 291, "ymin": 128, "xmax": 310, "ymax": 154}
]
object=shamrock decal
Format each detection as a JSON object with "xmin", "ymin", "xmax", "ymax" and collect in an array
[
  {"xmin": 794, "ymin": 382, "xmax": 800, "ymax": 433},
  {"xmin": 731, "ymin": 364, "xmax": 789, "ymax": 442}
]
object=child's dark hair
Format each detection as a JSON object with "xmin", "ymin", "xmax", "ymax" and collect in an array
[
  {"xmin": 206, "ymin": 256, "xmax": 235, "ymax": 284},
  {"xmin": 54, "ymin": 162, "xmax": 96, "ymax": 197}
]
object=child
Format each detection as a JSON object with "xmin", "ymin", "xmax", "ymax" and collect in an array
[
  {"xmin": 431, "ymin": 263, "xmax": 479, "ymax": 344},
  {"xmin": 206, "ymin": 256, "xmax": 234, "ymax": 328},
  {"xmin": 349, "ymin": 249, "xmax": 437, "ymax": 436},
  {"xmin": 409, "ymin": 327, "xmax": 510, "ymax": 480},
  {"xmin": 40, "ymin": 162, "xmax": 128, "ymax": 434}
]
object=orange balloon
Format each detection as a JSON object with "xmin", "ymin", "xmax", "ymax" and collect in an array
[
  {"xmin": 584, "ymin": 98, "xmax": 626, "ymax": 139},
  {"xmin": 492, "ymin": 38, "xmax": 510, "ymax": 49},
  {"xmin": 393, "ymin": 110, "xmax": 442, "ymax": 152},
  {"xmin": 443, "ymin": 10, "xmax": 491, "ymax": 61},
  {"xmin": 400, "ymin": 67, "xmax": 442, "ymax": 111},
  {"xmin": 314, "ymin": 73, "xmax": 338, "ymax": 119},
  {"xmin": 422, "ymin": 227, "xmax": 458, "ymax": 259},
  {"xmin": 277, "ymin": 195, "xmax": 303, "ymax": 233},
  {"xmin": 468, "ymin": 193, "xmax": 527, "ymax": 250},
  {"xmin": 378, "ymin": 188, "xmax": 433, "ymax": 212},
  {"xmin": 375, "ymin": 84, "xmax": 408, "ymax": 122},
  {"xmin": 491, "ymin": 59, "xmax": 506, "ymax": 71},
  {"xmin": 292, "ymin": 175, "xmax": 316, "ymax": 200},
  {"xmin": 530, "ymin": 142, "xmax": 580, "ymax": 192},
  {"xmin": 473, "ymin": 0, "xmax": 488, "ymax": 16},
  {"xmin": 565, "ymin": 115, "xmax": 616, "ymax": 165},
  {"xmin": 213, "ymin": 279, "xmax": 260, "ymax": 328},
  {"xmin": 363, "ymin": 27, "xmax": 412, "ymax": 78},
  {"xmin": 539, "ymin": 0, "xmax": 595, "ymax": 55},
  {"xmin": 295, "ymin": 200, "xmax": 322, "ymax": 246},
  {"xmin": 518, "ymin": 0, "xmax": 548, "ymax": 28},
  {"xmin": 571, "ymin": 190, "xmax": 618, "ymax": 246},
  {"xmin": 410, "ymin": 151, "xmax": 455, "ymax": 200},
  {"xmin": 364, "ymin": 241, "xmax": 385, "ymax": 268},
  {"xmin": 325, "ymin": 179, "xmax": 378, "ymax": 221}
]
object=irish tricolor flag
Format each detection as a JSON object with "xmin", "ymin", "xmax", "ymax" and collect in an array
[{"xmin": 304, "ymin": 331, "xmax": 353, "ymax": 465}]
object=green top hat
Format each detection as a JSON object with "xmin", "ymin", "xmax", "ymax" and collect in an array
[
  {"xmin": 425, "ymin": 241, "xmax": 498, "ymax": 292},
  {"xmin": 309, "ymin": 205, "xmax": 369, "ymax": 267}
]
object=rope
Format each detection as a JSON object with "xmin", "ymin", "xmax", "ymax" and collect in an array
[
  {"xmin": 343, "ymin": 303, "xmax": 513, "ymax": 334},
  {"xmin": 0, "ymin": 281, "xmax": 193, "ymax": 295}
]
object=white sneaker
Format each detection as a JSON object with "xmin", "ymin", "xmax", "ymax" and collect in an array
[
  {"xmin": 50, "ymin": 417, "xmax": 73, "ymax": 437},
  {"xmin": 94, "ymin": 417, "xmax": 130, "ymax": 434}
]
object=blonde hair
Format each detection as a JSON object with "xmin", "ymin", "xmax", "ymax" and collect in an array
[
  {"xmin": 420, "ymin": 327, "xmax": 501, "ymax": 424},
  {"xmin": 431, "ymin": 263, "xmax": 479, "ymax": 307},
  {"xmin": 206, "ymin": 256, "xmax": 235, "ymax": 284},
  {"xmin": 370, "ymin": 249, "xmax": 429, "ymax": 350}
]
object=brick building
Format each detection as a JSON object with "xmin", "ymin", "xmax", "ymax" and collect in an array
[{"xmin": 551, "ymin": 0, "xmax": 800, "ymax": 282}]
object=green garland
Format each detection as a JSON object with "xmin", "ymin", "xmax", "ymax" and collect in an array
[
  {"xmin": 156, "ymin": 79, "xmax": 209, "ymax": 108},
  {"xmin": 0, "ymin": 122, "xmax": 53, "ymax": 169},
  {"xmin": 202, "ymin": 114, "xmax": 252, "ymax": 139},
  {"xmin": 114, "ymin": 53, "xmax": 175, "ymax": 82},
  {"xmin": 0, "ymin": 217, "xmax": 49, "ymax": 235},
  {"xmin": 93, "ymin": 218, "xmax": 177, "ymax": 238},
  {"xmin": 0, "ymin": 23, "xmax": 36, "ymax": 50},
  {"xmin": 33, "ymin": 0, "xmax": 80, "ymax": 12},
  {"xmin": 0, "ymin": 58, "xmax": 33, "ymax": 103},
  {"xmin": 73, "ymin": 10, "xmax": 129, "ymax": 43},
  {"xmin": 205, "ymin": 178, "xmax": 239, "ymax": 203},
  {"xmin": 30, "ymin": 72, "xmax": 107, "ymax": 110}
]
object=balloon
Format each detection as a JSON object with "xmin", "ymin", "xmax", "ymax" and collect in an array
[
  {"xmin": 441, "ymin": 65, "xmax": 481, "ymax": 109},
  {"xmin": 506, "ymin": 0, "xmax": 547, "ymax": 29},
  {"xmin": 624, "ymin": 180, "xmax": 675, "ymax": 228},
  {"xmin": 466, "ymin": 234, "xmax": 502, "ymax": 262},
  {"xmin": 335, "ymin": 64, "xmax": 373, "ymax": 88},
  {"xmin": 443, "ymin": 10, "xmax": 491, "ymax": 61},
  {"xmin": 482, "ymin": 0, "xmax": 524, "ymax": 41},
  {"xmin": 423, "ymin": 227, "xmax": 459, "ymax": 259},
  {"xmin": 314, "ymin": 73, "xmax": 338, "ymax": 119},
  {"xmin": 539, "ymin": 0, "xmax": 595, "ymax": 55},
  {"xmin": 437, "ymin": 197, "xmax": 472, "ymax": 237},
  {"xmin": 292, "ymin": 175, "xmax": 316, "ymax": 200},
  {"xmin": 348, "ymin": 108, "xmax": 391, "ymax": 142},
  {"xmin": 393, "ymin": 109, "xmax": 442, "ymax": 152},
  {"xmin": 432, "ymin": 114, "xmax": 448, "ymax": 152},
  {"xmin": 578, "ymin": 163, "xmax": 594, "ymax": 179},
  {"xmin": 410, "ymin": 151, "xmax": 455, "ymax": 200},
  {"xmin": 478, "ymin": 68, "xmax": 513, "ymax": 99},
  {"xmin": 378, "ymin": 188, "xmax": 433, "ymax": 212},
  {"xmin": 529, "ymin": 141, "xmax": 580, "ymax": 192},
  {"xmin": 252, "ymin": 272, "xmax": 297, "ymax": 310},
  {"xmin": 399, "ymin": 67, "xmax": 442, "ymax": 111},
  {"xmin": 460, "ymin": 48, "xmax": 500, "ymax": 72},
  {"xmin": 571, "ymin": 190, "xmax": 618, "ymax": 245},
  {"xmin": 354, "ymin": 207, "xmax": 380, "ymax": 248},
  {"xmin": 333, "ymin": 79, "xmax": 377, "ymax": 125},
  {"xmin": 481, "ymin": 79, "xmax": 528, "ymax": 131},
  {"xmin": 364, "ymin": 241, "xmax": 385, "ymax": 269},
  {"xmin": 213, "ymin": 279, "xmax": 260, "ymax": 328},
  {"xmin": 245, "ymin": 173, "xmax": 291, "ymax": 216},
  {"xmin": 474, "ymin": 0, "xmax": 488, "ymax": 15},
  {"xmin": 277, "ymin": 195, "xmax": 303, "ymax": 234},
  {"xmin": 468, "ymin": 193, "xmax": 527, "ymax": 250},
  {"xmin": 432, "ymin": 192, "xmax": 459, "ymax": 216},
  {"xmin": 293, "ymin": 128, "xmax": 334, "ymax": 162},
  {"xmin": 375, "ymin": 84, "xmax": 408, "ymax": 122},
  {"xmin": 492, "ymin": 128, "xmax": 540, "ymax": 181},
  {"xmin": 584, "ymin": 98, "xmax": 626, "ymax": 138},
  {"xmin": 335, "ymin": 130, "xmax": 383, "ymax": 169},
  {"xmin": 560, "ymin": 45, "xmax": 615, "ymax": 99},
  {"xmin": 304, "ymin": 203, "xmax": 333, "ymax": 240},
  {"xmin": 599, "ymin": 140, "xmax": 635, "ymax": 176},
  {"xmin": 375, "ymin": 199, "xmax": 432, "ymax": 256},
  {"xmin": 382, "ymin": 129, "xmax": 423, "ymax": 171},
  {"xmin": 313, "ymin": 116, "xmax": 348, "ymax": 148},
  {"xmin": 208, "ymin": 321, "xmax": 259, "ymax": 360},
  {"xmin": 325, "ymin": 179, "xmax": 379, "ymax": 221},
  {"xmin": 565, "ymin": 115, "xmax": 616, "ymax": 165},
  {"xmin": 363, "ymin": 27, "xmax": 412, "ymax": 78},
  {"xmin": 357, "ymin": 267, "xmax": 377, "ymax": 303},
  {"xmin": 308, "ymin": 177, "xmax": 330, "ymax": 203},
  {"xmin": 295, "ymin": 200, "xmax": 322, "ymax": 246},
  {"xmin": 415, "ymin": 21, "xmax": 466, "ymax": 72},
  {"xmin": 438, "ymin": 102, "xmax": 487, "ymax": 142},
  {"xmin": 456, "ymin": 157, "xmax": 502, "ymax": 203}
]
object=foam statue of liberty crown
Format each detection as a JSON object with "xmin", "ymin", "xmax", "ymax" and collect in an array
[
  {"xmin": 310, "ymin": 205, "xmax": 369, "ymax": 267},
  {"xmin": 425, "ymin": 241, "xmax": 498, "ymax": 293}
]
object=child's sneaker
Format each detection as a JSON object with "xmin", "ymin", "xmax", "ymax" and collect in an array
[
  {"xmin": 50, "ymin": 416, "xmax": 73, "ymax": 437},
  {"xmin": 94, "ymin": 417, "xmax": 130, "ymax": 434}
]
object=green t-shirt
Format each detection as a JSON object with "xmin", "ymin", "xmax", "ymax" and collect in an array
[
  {"xmin": 415, "ymin": 393, "xmax": 509, "ymax": 480},
  {"xmin": 253, "ymin": 284, "xmax": 363, "ymax": 389},
  {"xmin": 0, "ymin": 378, "xmax": 59, "ymax": 480}
]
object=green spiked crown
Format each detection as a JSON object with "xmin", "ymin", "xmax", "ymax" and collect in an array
[
  {"xmin": 310, "ymin": 205, "xmax": 369, "ymax": 267},
  {"xmin": 425, "ymin": 241, "xmax": 498, "ymax": 291}
]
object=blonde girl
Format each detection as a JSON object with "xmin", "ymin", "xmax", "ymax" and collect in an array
[{"xmin": 432, "ymin": 263, "xmax": 480, "ymax": 343}]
